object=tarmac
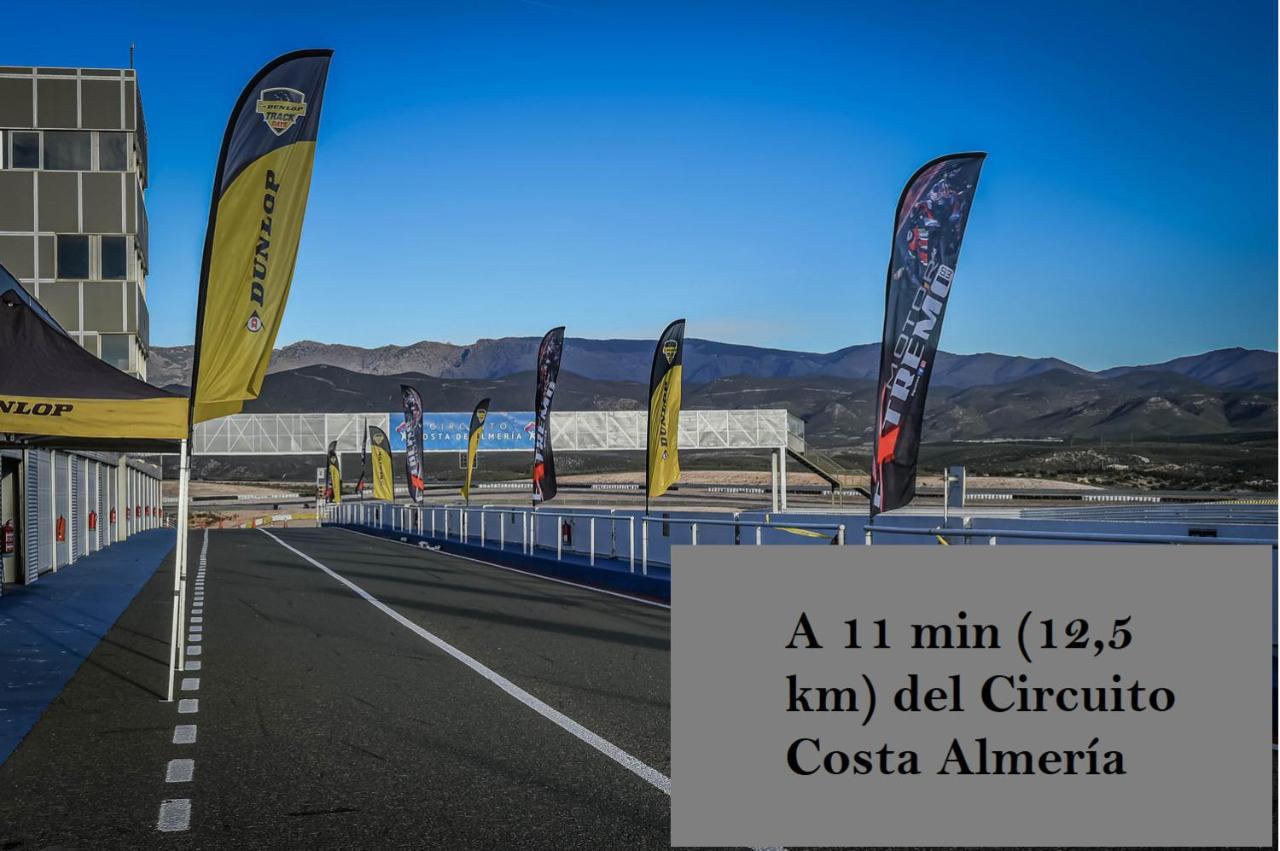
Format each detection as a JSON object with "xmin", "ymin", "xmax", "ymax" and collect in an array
[
  {"xmin": 0, "ymin": 528, "xmax": 175, "ymax": 763},
  {"xmin": 0, "ymin": 526, "xmax": 1271, "ymax": 848},
  {"xmin": 0, "ymin": 527, "xmax": 673, "ymax": 848}
]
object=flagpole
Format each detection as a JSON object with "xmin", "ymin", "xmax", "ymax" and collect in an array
[{"xmin": 165, "ymin": 438, "xmax": 190, "ymax": 701}]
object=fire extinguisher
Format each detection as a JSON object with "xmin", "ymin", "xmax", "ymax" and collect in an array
[
  {"xmin": 88, "ymin": 511, "xmax": 97, "ymax": 531},
  {"xmin": 1, "ymin": 520, "xmax": 13, "ymax": 555},
  {"xmin": 110, "ymin": 507, "xmax": 117, "ymax": 525},
  {"xmin": 561, "ymin": 519, "xmax": 572, "ymax": 546},
  {"xmin": 56, "ymin": 516, "xmax": 66, "ymax": 542}
]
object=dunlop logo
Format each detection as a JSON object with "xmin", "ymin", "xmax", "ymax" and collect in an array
[{"xmin": 0, "ymin": 400, "xmax": 73, "ymax": 416}]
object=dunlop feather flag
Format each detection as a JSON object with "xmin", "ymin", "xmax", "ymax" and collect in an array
[
  {"xmin": 871, "ymin": 153, "xmax": 985, "ymax": 516},
  {"xmin": 190, "ymin": 50, "xmax": 332, "ymax": 425},
  {"xmin": 400, "ymin": 385, "xmax": 427, "ymax": 502},
  {"xmin": 462, "ymin": 397, "xmax": 489, "ymax": 505},
  {"xmin": 646, "ymin": 319, "xmax": 685, "ymax": 501},
  {"xmin": 326, "ymin": 440, "xmax": 342, "ymax": 504},
  {"xmin": 532, "ymin": 327, "xmax": 565, "ymax": 504},
  {"xmin": 369, "ymin": 425, "xmax": 394, "ymax": 501}
]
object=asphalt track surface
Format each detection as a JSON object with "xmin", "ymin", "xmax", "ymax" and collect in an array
[
  {"xmin": 0, "ymin": 528, "xmax": 1271, "ymax": 849},
  {"xmin": 0, "ymin": 526, "xmax": 689, "ymax": 848}
]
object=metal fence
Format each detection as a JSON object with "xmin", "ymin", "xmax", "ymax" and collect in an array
[{"xmin": 321, "ymin": 502, "xmax": 846, "ymax": 573}]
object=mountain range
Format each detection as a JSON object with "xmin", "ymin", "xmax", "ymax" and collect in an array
[
  {"xmin": 149, "ymin": 337, "xmax": 1276, "ymax": 391},
  {"xmin": 151, "ymin": 339, "xmax": 1276, "ymax": 448}
]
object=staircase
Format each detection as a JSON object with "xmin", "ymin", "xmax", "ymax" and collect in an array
[{"xmin": 786, "ymin": 447, "xmax": 871, "ymax": 503}]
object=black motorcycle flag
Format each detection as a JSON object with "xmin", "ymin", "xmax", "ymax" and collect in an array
[
  {"xmin": 462, "ymin": 397, "xmax": 489, "ymax": 505},
  {"xmin": 871, "ymin": 153, "xmax": 985, "ymax": 516},
  {"xmin": 355, "ymin": 416, "xmax": 368, "ymax": 496},
  {"xmin": 646, "ymin": 319, "xmax": 685, "ymax": 503},
  {"xmin": 400, "ymin": 384, "xmax": 426, "ymax": 502},
  {"xmin": 532, "ymin": 327, "xmax": 565, "ymax": 504},
  {"xmin": 326, "ymin": 440, "xmax": 342, "ymax": 504}
]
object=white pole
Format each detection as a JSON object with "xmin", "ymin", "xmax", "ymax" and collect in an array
[
  {"xmin": 641, "ymin": 518, "xmax": 649, "ymax": 575},
  {"xmin": 770, "ymin": 449, "xmax": 779, "ymax": 513},
  {"xmin": 175, "ymin": 443, "xmax": 191, "ymax": 664},
  {"xmin": 779, "ymin": 447, "xmax": 788, "ymax": 512},
  {"xmin": 165, "ymin": 439, "xmax": 190, "ymax": 702}
]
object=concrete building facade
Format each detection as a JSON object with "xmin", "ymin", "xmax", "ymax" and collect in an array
[{"xmin": 0, "ymin": 65, "xmax": 150, "ymax": 379}]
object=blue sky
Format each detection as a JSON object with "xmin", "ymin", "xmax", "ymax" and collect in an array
[{"xmin": 13, "ymin": 0, "xmax": 1278, "ymax": 369}]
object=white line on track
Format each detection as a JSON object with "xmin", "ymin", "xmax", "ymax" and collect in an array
[
  {"xmin": 181, "ymin": 678, "xmax": 200, "ymax": 691},
  {"xmin": 166, "ymin": 759, "xmax": 194, "ymax": 783},
  {"xmin": 338, "ymin": 526, "xmax": 670, "ymax": 610},
  {"xmin": 173, "ymin": 725, "xmax": 197, "ymax": 744},
  {"xmin": 178, "ymin": 698, "xmax": 198, "ymax": 714},
  {"xmin": 260, "ymin": 528, "xmax": 672, "ymax": 795},
  {"xmin": 157, "ymin": 799, "xmax": 190, "ymax": 831}
]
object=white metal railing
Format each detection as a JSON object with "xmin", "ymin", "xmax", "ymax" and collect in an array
[
  {"xmin": 866, "ymin": 524, "xmax": 1277, "ymax": 547},
  {"xmin": 320, "ymin": 501, "xmax": 846, "ymax": 574}
]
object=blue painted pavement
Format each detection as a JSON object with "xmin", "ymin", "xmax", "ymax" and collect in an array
[{"xmin": 0, "ymin": 529, "xmax": 175, "ymax": 764}]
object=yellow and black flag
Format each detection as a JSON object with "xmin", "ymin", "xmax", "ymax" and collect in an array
[
  {"xmin": 461, "ymin": 398, "xmax": 489, "ymax": 505},
  {"xmin": 646, "ymin": 319, "xmax": 685, "ymax": 505},
  {"xmin": 326, "ymin": 440, "xmax": 342, "ymax": 504},
  {"xmin": 190, "ymin": 50, "xmax": 332, "ymax": 425},
  {"xmin": 369, "ymin": 425, "xmax": 394, "ymax": 501}
]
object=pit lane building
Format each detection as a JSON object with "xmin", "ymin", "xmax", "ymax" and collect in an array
[{"xmin": 0, "ymin": 65, "xmax": 162, "ymax": 588}]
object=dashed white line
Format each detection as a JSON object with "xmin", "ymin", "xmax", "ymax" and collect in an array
[
  {"xmin": 157, "ymin": 799, "xmax": 191, "ymax": 831},
  {"xmin": 188, "ymin": 634, "xmax": 203, "ymax": 643},
  {"xmin": 156, "ymin": 530, "xmax": 208, "ymax": 834},
  {"xmin": 260, "ymin": 528, "xmax": 671, "ymax": 795},
  {"xmin": 165, "ymin": 758, "xmax": 194, "ymax": 783},
  {"xmin": 191, "ymin": 625, "xmax": 203, "ymax": 633}
]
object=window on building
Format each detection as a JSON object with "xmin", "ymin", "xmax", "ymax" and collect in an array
[
  {"xmin": 43, "ymin": 131, "xmax": 91, "ymax": 170},
  {"xmin": 99, "ymin": 132, "xmax": 128, "ymax": 171},
  {"xmin": 12, "ymin": 131, "xmax": 39, "ymax": 169},
  {"xmin": 101, "ymin": 236, "xmax": 127, "ymax": 279},
  {"xmin": 56, "ymin": 234, "xmax": 89, "ymax": 279},
  {"xmin": 100, "ymin": 334, "xmax": 131, "ymax": 371}
]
